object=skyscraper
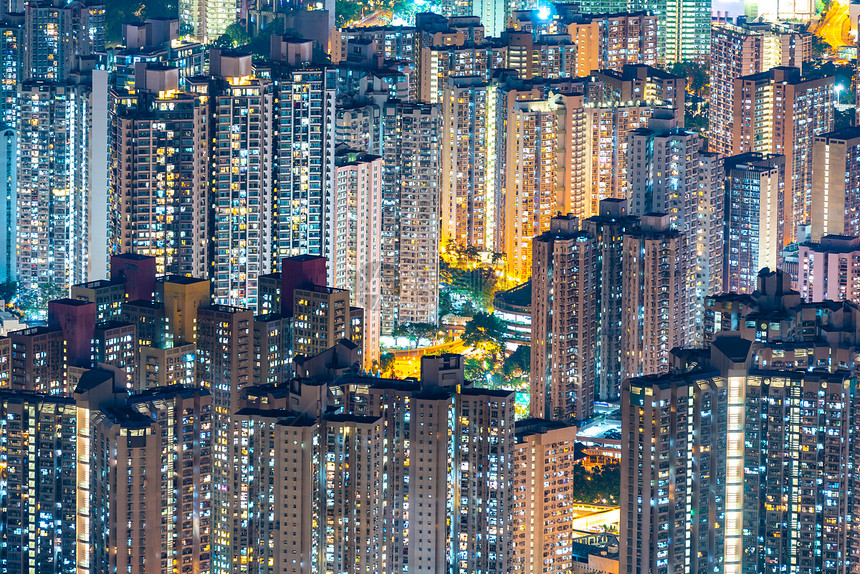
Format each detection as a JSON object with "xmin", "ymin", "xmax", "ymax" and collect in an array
[
  {"xmin": 512, "ymin": 418, "xmax": 579, "ymax": 574},
  {"xmin": 380, "ymin": 102, "xmax": 440, "ymax": 332},
  {"xmin": 22, "ymin": 0, "xmax": 104, "ymax": 83},
  {"xmin": 331, "ymin": 147, "xmax": 383, "ymax": 369},
  {"xmin": 732, "ymin": 67, "xmax": 833, "ymax": 242},
  {"xmin": 531, "ymin": 214, "xmax": 598, "ymax": 421},
  {"xmin": 0, "ymin": 391, "xmax": 77, "ymax": 574},
  {"xmin": 504, "ymin": 93, "xmax": 585, "ymax": 282},
  {"xmin": 195, "ymin": 304, "xmax": 252, "ymax": 574},
  {"xmin": 623, "ymin": 269, "xmax": 860, "ymax": 574},
  {"xmin": 810, "ymin": 127, "xmax": 860, "ymax": 242},
  {"xmin": 441, "ymin": 76, "xmax": 498, "ymax": 251},
  {"xmin": 797, "ymin": 235, "xmax": 860, "ymax": 303},
  {"xmin": 179, "ymin": 0, "xmax": 234, "ymax": 43},
  {"xmin": 710, "ymin": 21, "xmax": 809, "ymax": 156},
  {"xmin": 621, "ymin": 369, "xmax": 727, "ymax": 574},
  {"xmin": 269, "ymin": 47, "xmax": 337, "ymax": 265},
  {"xmin": 581, "ymin": 198, "xmax": 638, "ymax": 400},
  {"xmin": 724, "ymin": 153, "xmax": 786, "ymax": 294},
  {"xmin": 622, "ymin": 213, "xmax": 687, "ymax": 378},
  {"xmin": 0, "ymin": 125, "xmax": 14, "ymax": 283},
  {"xmin": 17, "ymin": 69, "xmax": 110, "ymax": 291},
  {"xmin": 111, "ymin": 65, "xmax": 209, "ymax": 278},
  {"xmin": 198, "ymin": 52, "xmax": 273, "ymax": 308}
]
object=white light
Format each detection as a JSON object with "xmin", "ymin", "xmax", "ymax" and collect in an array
[{"xmin": 537, "ymin": 5, "xmax": 551, "ymax": 19}]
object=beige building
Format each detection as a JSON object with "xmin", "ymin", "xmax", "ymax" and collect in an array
[
  {"xmin": 710, "ymin": 21, "xmax": 808, "ymax": 157},
  {"xmin": 512, "ymin": 419, "xmax": 579, "ymax": 574},
  {"xmin": 332, "ymin": 148, "xmax": 383, "ymax": 369},
  {"xmin": 732, "ymin": 67, "xmax": 833, "ymax": 242},
  {"xmin": 622, "ymin": 214, "xmax": 687, "ymax": 378},
  {"xmin": 139, "ymin": 341, "xmax": 197, "ymax": 390},
  {"xmin": 504, "ymin": 92, "xmax": 585, "ymax": 282},
  {"xmin": 442, "ymin": 76, "xmax": 498, "ymax": 250},
  {"xmin": 810, "ymin": 127, "xmax": 860, "ymax": 242},
  {"xmin": 158, "ymin": 275, "xmax": 211, "ymax": 344},
  {"xmin": 530, "ymin": 214, "xmax": 598, "ymax": 421}
]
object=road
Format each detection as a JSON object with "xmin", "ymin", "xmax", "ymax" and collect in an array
[{"xmin": 815, "ymin": 1, "xmax": 854, "ymax": 49}]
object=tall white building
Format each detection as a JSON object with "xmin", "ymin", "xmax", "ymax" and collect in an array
[
  {"xmin": 179, "ymin": 0, "xmax": 234, "ymax": 43},
  {"xmin": 331, "ymin": 147, "xmax": 383, "ymax": 370},
  {"xmin": 17, "ymin": 70, "xmax": 109, "ymax": 292}
]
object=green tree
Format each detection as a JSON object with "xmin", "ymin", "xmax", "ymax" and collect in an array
[
  {"xmin": 461, "ymin": 312, "xmax": 506, "ymax": 358},
  {"xmin": 0, "ymin": 281, "xmax": 16, "ymax": 304},
  {"xmin": 377, "ymin": 352, "xmax": 395, "ymax": 375},
  {"xmin": 393, "ymin": 322, "xmax": 438, "ymax": 349},
  {"xmin": 503, "ymin": 345, "xmax": 530, "ymax": 380},
  {"xmin": 572, "ymin": 462, "xmax": 621, "ymax": 504},
  {"xmin": 670, "ymin": 61, "xmax": 709, "ymax": 98}
]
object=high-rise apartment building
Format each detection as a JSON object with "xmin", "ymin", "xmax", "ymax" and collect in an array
[
  {"xmin": 622, "ymin": 213, "xmax": 687, "ymax": 378},
  {"xmin": 111, "ymin": 66, "xmax": 209, "ymax": 278},
  {"xmin": 699, "ymin": 151, "xmax": 726, "ymax": 298},
  {"xmin": 710, "ymin": 21, "xmax": 808, "ymax": 157},
  {"xmin": 628, "ymin": 114, "xmax": 705, "ymax": 339},
  {"xmin": 380, "ymin": 102, "xmax": 440, "ymax": 332},
  {"xmin": 8, "ymin": 326, "xmax": 66, "ymax": 394},
  {"xmin": 75, "ymin": 370, "xmax": 212, "ymax": 574},
  {"xmin": 732, "ymin": 67, "xmax": 833, "ymax": 242},
  {"xmin": 126, "ymin": 386, "xmax": 212, "ymax": 574},
  {"xmin": 504, "ymin": 92, "xmax": 586, "ymax": 281},
  {"xmin": 195, "ymin": 305, "xmax": 252, "ymax": 574},
  {"xmin": 231, "ymin": 351, "xmax": 515, "ymax": 574},
  {"xmin": 624, "ymin": 269, "xmax": 860, "ymax": 574},
  {"xmin": 197, "ymin": 52, "xmax": 273, "ymax": 308},
  {"xmin": 269, "ymin": 51, "xmax": 337, "ymax": 264},
  {"xmin": 621, "ymin": 368, "xmax": 728, "ymax": 574},
  {"xmin": 810, "ymin": 127, "xmax": 860, "ymax": 242},
  {"xmin": 584, "ymin": 103, "xmax": 654, "ymax": 219},
  {"xmin": 797, "ymin": 235, "xmax": 860, "ymax": 303},
  {"xmin": 71, "ymin": 278, "xmax": 126, "ymax": 321},
  {"xmin": 17, "ymin": 70, "xmax": 110, "ymax": 291},
  {"xmin": 502, "ymin": 30, "xmax": 577, "ymax": 79},
  {"xmin": 0, "ymin": 125, "xmax": 14, "ymax": 283},
  {"xmin": 581, "ymin": 198, "xmax": 638, "ymax": 400},
  {"xmin": 531, "ymin": 214, "xmax": 598, "ymax": 421},
  {"xmin": 0, "ymin": 391, "xmax": 77, "ymax": 574},
  {"xmin": 331, "ymin": 148, "xmax": 382, "ymax": 369},
  {"xmin": 441, "ymin": 76, "xmax": 498, "ymax": 250},
  {"xmin": 22, "ymin": 0, "xmax": 104, "ymax": 82},
  {"xmin": 662, "ymin": 0, "xmax": 711, "ymax": 63},
  {"xmin": 292, "ymin": 285, "xmax": 354, "ymax": 358},
  {"xmin": 724, "ymin": 153, "xmax": 786, "ymax": 294},
  {"xmin": 179, "ymin": 0, "xmax": 234, "ymax": 43},
  {"xmin": 0, "ymin": 20, "xmax": 21, "ymax": 129},
  {"xmin": 112, "ymin": 18, "xmax": 206, "ymax": 91},
  {"xmin": 512, "ymin": 419, "xmax": 579, "ymax": 574},
  {"xmin": 562, "ymin": 10, "xmax": 660, "ymax": 74}
]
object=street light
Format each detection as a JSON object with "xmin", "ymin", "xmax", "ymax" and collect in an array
[{"xmin": 834, "ymin": 84, "xmax": 844, "ymax": 105}]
